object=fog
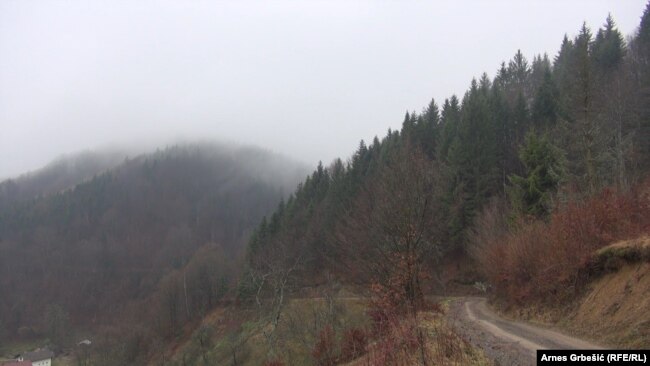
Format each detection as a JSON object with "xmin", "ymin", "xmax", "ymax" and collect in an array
[{"xmin": 0, "ymin": 0, "xmax": 645, "ymax": 179}]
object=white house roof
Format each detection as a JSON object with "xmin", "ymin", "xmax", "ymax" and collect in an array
[{"xmin": 21, "ymin": 348, "xmax": 54, "ymax": 362}]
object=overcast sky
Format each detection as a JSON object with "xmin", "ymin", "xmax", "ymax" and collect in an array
[{"xmin": 0, "ymin": 0, "xmax": 646, "ymax": 179}]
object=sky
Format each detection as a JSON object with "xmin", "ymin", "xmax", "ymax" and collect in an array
[{"xmin": 0, "ymin": 0, "xmax": 647, "ymax": 179}]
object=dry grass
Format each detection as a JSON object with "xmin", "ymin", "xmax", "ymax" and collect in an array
[
  {"xmin": 167, "ymin": 295, "xmax": 370, "ymax": 365},
  {"xmin": 323, "ymin": 299, "xmax": 493, "ymax": 366},
  {"xmin": 343, "ymin": 302, "xmax": 492, "ymax": 366},
  {"xmin": 594, "ymin": 236, "xmax": 650, "ymax": 272},
  {"xmin": 166, "ymin": 294, "xmax": 493, "ymax": 365}
]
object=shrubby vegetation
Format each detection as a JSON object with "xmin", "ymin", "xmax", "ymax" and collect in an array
[{"xmin": 474, "ymin": 184, "xmax": 650, "ymax": 305}]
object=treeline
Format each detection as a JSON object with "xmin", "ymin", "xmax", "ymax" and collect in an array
[
  {"xmin": 0, "ymin": 148, "xmax": 128, "ymax": 208},
  {"xmin": 0, "ymin": 143, "xmax": 305, "ymax": 361},
  {"xmin": 245, "ymin": 7, "xmax": 650, "ymax": 302}
]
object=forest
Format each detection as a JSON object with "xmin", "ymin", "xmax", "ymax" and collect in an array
[
  {"xmin": 1, "ymin": 4, "xmax": 650, "ymax": 366},
  {"xmin": 238, "ymin": 6, "xmax": 650, "ymax": 365},
  {"xmin": 246, "ymin": 9, "xmax": 650, "ymax": 293},
  {"xmin": 0, "ymin": 143, "xmax": 306, "ymax": 362}
]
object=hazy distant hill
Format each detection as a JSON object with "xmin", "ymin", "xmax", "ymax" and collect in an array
[
  {"xmin": 0, "ymin": 148, "xmax": 129, "ymax": 209},
  {"xmin": 0, "ymin": 142, "xmax": 307, "ymax": 343}
]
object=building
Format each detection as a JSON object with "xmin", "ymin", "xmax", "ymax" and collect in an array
[{"xmin": 17, "ymin": 348, "xmax": 54, "ymax": 366}]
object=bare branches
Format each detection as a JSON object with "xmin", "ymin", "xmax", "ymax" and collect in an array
[{"xmin": 333, "ymin": 145, "xmax": 447, "ymax": 314}]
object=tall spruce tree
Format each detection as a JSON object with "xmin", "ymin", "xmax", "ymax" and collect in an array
[
  {"xmin": 446, "ymin": 79, "xmax": 499, "ymax": 244},
  {"xmin": 593, "ymin": 15, "xmax": 630, "ymax": 188},
  {"xmin": 509, "ymin": 132, "xmax": 565, "ymax": 219},
  {"xmin": 632, "ymin": 3, "xmax": 650, "ymax": 174},
  {"xmin": 563, "ymin": 23, "xmax": 603, "ymax": 192},
  {"xmin": 437, "ymin": 96, "xmax": 461, "ymax": 163},
  {"xmin": 593, "ymin": 14, "xmax": 625, "ymax": 75},
  {"xmin": 532, "ymin": 66, "xmax": 561, "ymax": 130},
  {"xmin": 417, "ymin": 99, "xmax": 440, "ymax": 157}
]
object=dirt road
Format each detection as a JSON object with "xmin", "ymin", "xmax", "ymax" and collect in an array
[{"xmin": 448, "ymin": 297, "xmax": 602, "ymax": 365}]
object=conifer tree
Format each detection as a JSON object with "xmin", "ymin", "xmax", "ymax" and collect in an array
[
  {"xmin": 632, "ymin": 3, "xmax": 650, "ymax": 174},
  {"xmin": 509, "ymin": 132, "xmax": 564, "ymax": 219},
  {"xmin": 530, "ymin": 54, "xmax": 552, "ymax": 93},
  {"xmin": 532, "ymin": 66, "xmax": 560, "ymax": 130},
  {"xmin": 593, "ymin": 14, "xmax": 625, "ymax": 75},
  {"xmin": 446, "ymin": 80, "xmax": 499, "ymax": 244},
  {"xmin": 563, "ymin": 23, "xmax": 604, "ymax": 192},
  {"xmin": 418, "ymin": 98, "xmax": 440, "ymax": 157},
  {"xmin": 436, "ymin": 96, "xmax": 460, "ymax": 164},
  {"xmin": 489, "ymin": 82, "xmax": 513, "ymax": 192},
  {"xmin": 508, "ymin": 50, "xmax": 531, "ymax": 99}
]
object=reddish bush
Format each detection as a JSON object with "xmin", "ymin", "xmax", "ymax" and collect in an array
[
  {"xmin": 367, "ymin": 307, "xmax": 391, "ymax": 337},
  {"xmin": 340, "ymin": 327, "xmax": 368, "ymax": 361},
  {"xmin": 475, "ymin": 182, "xmax": 650, "ymax": 304},
  {"xmin": 424, "ymin": 300, "xmax": 444, "ymax": 314},
  {"xmin": 312, "ymin": 325, "xmax": 337, "ymax": 366},
  {"xmin": 364, "ymin": 317, "xmax": 424, "ymax": 365}
]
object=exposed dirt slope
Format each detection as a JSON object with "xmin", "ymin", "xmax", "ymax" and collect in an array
[
  {"xmin": 571, "ymin": 261, "xmax": 650, "ymax": 348},
  {"xmin": 504, "ymin": 237, "xmax": 650, "ymax": 349}
]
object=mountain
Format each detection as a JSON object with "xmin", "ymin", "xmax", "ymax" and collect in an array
[
  {"xmin": 3, "ymin": 5, "xmax": 650, "ymax": 365},
  {"xmin": 0, "ymin": 148, "xmax": 129, "ymax": 210},
  {"xmin": 0, "ymin": 142, "xmax": 307, "ymax": 348}
]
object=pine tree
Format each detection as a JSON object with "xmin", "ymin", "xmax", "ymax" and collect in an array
[
  {"xmin": 436, "ymin": 96, "xmax": 461, "ymax": 163},
  {"xmin": 632, "ymin": 2, "xmax": 650, "ymax": 174},
  {"xmin": 508, "ymin": 50, "xmax": 531, "ymax": 99},
  {"xmin": 532, "ymin": 66, "xmax": 560, "ymax": 130},
  {"xmin": 592, "ymin": 14, "xmax": 625, "ymax": 75},
  {"xmin": 489, "ymin": 82, "xmax": 513, "ymax": 193},
  {"xmin": 553, "ymin": 34, "xmax": 575, "ymax": 115},
  {"xmin": 417, "ymin": 98, "xmax": 440, "ymax": 157},
  {"xmin": 401, "ymin": 111, "xmax": 416, "ymax": 142},
  {"xmin": 509, "ymin": 132, "xmax": 565, "ymax": 219},
  {"xmin": 592, "ymin": 15, "xmax": 631, "ymax": 188},
  {"xmin": 512, "ymin": 91, "xmax": 530, "ymax": 145},
  {"xmin": 446, "ymin": 79, "xmax": 499, "ymax": 244},
  {"xmin": 562, "ymin": 23, "xmax": 604, "ymax": 192},
  {"xmin": 530, "ymin": 54, "xmax": 552, "ymax": 93}
]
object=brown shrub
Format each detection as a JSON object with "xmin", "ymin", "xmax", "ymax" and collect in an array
[
  {"xmin": 312, "ymin": 325, "xmax": 337, "ymax": 366},
  {"xmin": 340, "ymin": 327, "xmax": 368, "ymax": 361},
  {"xmin": 364, "ymin": 316, "xmax": 423, "ymax": 366},
  {"xmin": 475, "ymin": 181, "xmax": 650, "ymax": 305}
]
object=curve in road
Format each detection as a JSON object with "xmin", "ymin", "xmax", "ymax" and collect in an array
[{"xmin": 452, "ymin": 297, "xmax": 602, "ymax": 365}]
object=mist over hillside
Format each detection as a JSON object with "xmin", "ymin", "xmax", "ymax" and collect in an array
[
  {"xmin": 1, "ymin": 2, "xmax": 649, "ymax": 365},
  {"xmin": 0, "ymin": 141, "xmax": 307, "ymax": 349},
  {"xmin": 0, "ymin": 148, "xmax": 129, "ymax": 207}
]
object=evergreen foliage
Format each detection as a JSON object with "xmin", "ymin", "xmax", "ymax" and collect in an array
[
  {"xmin": 508, "ymin": 132, "xmax": 565, "ymax": 218},
  {"xmin": 245, "ymin": 8, "xmax": 650, "ymax": 292}
]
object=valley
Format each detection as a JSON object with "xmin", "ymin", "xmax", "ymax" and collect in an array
[{"xmin": 1, "ymin": 2, "xmax": 649, "ymax": 365}]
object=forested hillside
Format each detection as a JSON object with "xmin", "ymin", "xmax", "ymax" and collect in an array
[
  {"xmin": 239, "ymin": 8, "xmax": 650, "ymax": 361},
  {"xmin": 247, "ymin": 8, "xmax": 649, "ymax": 283},
  {"xmin": 3, "ymin": 4, "xmax": 650, "ymax": 365},
  {"xmin": 0, "ymin": 143, "xmax": 306, "ymax": 353},
  {"xmin": 0, "ymin": 148, "xmax": 129, "ymax": 210}
]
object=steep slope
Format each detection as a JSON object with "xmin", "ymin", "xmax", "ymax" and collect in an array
[
  {"xmin": 505, "ymin": 237, "xmax": 650, "ymax": 349},
  {"xmin": 230, "ymin": 8, "xmax": 650, "ymax": 365},
  {"xmin": 0, "ymin": 143, "xmax": 307, "ymax": 349}
]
